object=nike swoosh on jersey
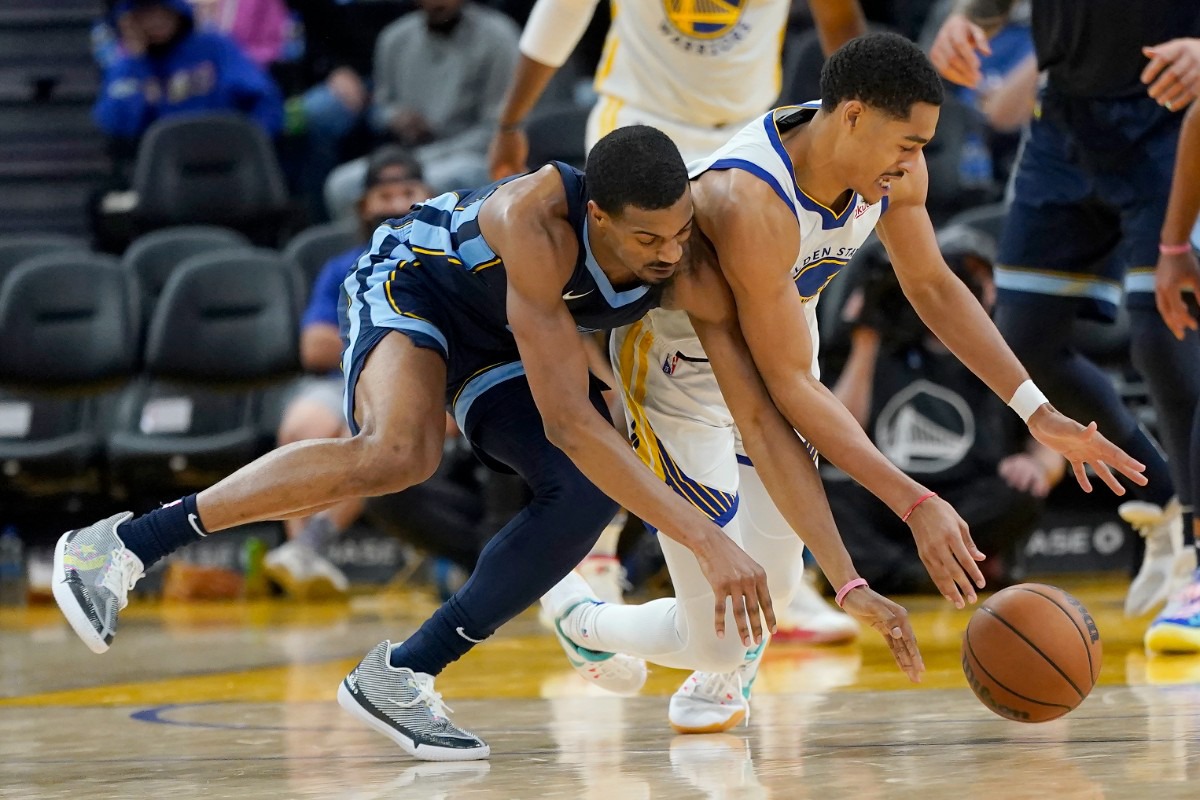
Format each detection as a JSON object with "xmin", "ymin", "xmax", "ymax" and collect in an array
[{"xmin": 562, "ymin": 289, "xmax": 594, "ymax": 300}]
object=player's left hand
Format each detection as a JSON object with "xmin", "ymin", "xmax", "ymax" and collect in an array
[
  {"xmin": 839, "ymin": 586, "xmax": 924, "ymax": 683},
  {"xmin": 1155, "ymin": 248, "xmax": 1200, "ymax": 340},
  {"xmin": 1142, "ymin": 38, "xmax": 1200, "ymax": 112},
  {"xmin": 1026, "ymin": 406, "xmax": 1148, "ymax": 495}
]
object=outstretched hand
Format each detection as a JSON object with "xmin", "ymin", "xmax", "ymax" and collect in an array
[
  {"xmin": 840, "ymin": 586, "xmax": 924, "ymax": 683},
  {"xmin": 693, "ymin": 533, "xmax": 777, "ymax": 647},
  {"xmin": 1026, "ymin": 405, "xmax": 1148, "ymax": 495},
  {"xmin": 905, "ymin": 496, "xmax": 986, "ymax": 609}
]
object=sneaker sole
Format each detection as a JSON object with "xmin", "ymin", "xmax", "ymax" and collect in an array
[
  {"xmin": 52, "ymin": 531, "xmax": 109, "ymax": 655},
  {"xmin": 670, "ymin": 707, "xmax": 747, "ymax": 735},
  {"xmin": 336, "ymin": 682, "xmax": 490, "ymax": 762},
  {"xmin": 1144, "ymin": 623, "xmax": 1200, "ymax": 655}
]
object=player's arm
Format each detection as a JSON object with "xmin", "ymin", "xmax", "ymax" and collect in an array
[
  {"xmin": 808, "ymin": 0, "xmax": 868, "ymax": 56},
  {"xmin": 480, "ymin": 171, "xmax": 775, "ymax": 645},
  {"xmin": 488, "ymin": 0, "xmax": 602, "ymax": 179},
  {"xmin": 877, "ymin": 157, "xmax": 1147, "ymax": 495},
  {"xmin": 694, "ymin": 173, "xmax": 985, "ymax": 608},
  {"xmin": 1156, "ymin": 103, "xmax": 1200, "ymax": 340},
  {"xmin": 677, "ymin": 263, "xmax": 923, "ymax": 681}
]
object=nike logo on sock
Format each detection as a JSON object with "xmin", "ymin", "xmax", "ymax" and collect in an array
[
  {"xmin": 456, "ymin": 627, "xmax": 484, "ymax": 643},
  {"xmin": 187, "ymin": 513, "xmax": 206, "ymax": 537}
]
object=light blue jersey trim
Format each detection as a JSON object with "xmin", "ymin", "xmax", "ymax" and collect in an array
[
  {"xmin": 582, "ymin": 219, "xmax": 650, "ymax": 307},
  {"xmin": 453, "ymin": 361, "xmax": 526, "ymax": 432},
  {"xmin": 994, "ymin": 267, "xmax": 1124, "ymax": 307}
]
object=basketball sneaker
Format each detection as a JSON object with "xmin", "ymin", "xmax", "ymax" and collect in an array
[
  {"xmin": 773, "ymin": 579, "xmax": 860, "ymax": 644},
  {"xmin": 1144, "ymin": 568, "xmax": 1200, "ymax": 655},
  {"xmin": 668, "ymin": 639, "xmax": 766, "ymax": 734},
  {"xmin": 263, "ymin": 540, "xmax": 348, "ymax": 600},
  {"xmin": 541, "ymin": 571, "xmax": 647, "ymax": 694},
  {"xmin": 337, "ymin": 641, "xmax": 489, "ymax": 761},
  {"xmin": 1122, "ymin": 498, "xmax": 1185, "ymax": 616},
  {"xmin": 52, "ymin": 512, "xmax": 144, "ymax": 654}
]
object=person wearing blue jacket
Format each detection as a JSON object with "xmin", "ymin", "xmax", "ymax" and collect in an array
[{"xmin": 94, "ymin": 0, "xmax": 284, "ymax": 144}]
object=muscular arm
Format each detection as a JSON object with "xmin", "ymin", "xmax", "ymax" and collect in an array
[{"xmin": 808, "ymin": 0, "xmax": 868, "ymax": 56}]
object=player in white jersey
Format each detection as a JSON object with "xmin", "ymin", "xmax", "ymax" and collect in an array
[
  {"xmin": 491, "ymin": 0, "xmax": 869, "ymax": 639},
  {"xmin": 543, "ymin": 33, "xmax": 1148, "ymax": 734}
]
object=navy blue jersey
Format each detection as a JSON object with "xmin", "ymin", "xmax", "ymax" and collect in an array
[{"xmin": 340, "ymin": 162, "xmax": 666, "ymax": 436}]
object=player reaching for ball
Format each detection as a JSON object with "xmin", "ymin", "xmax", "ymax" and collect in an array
[{"xmin": 542, "ymin": 33, "xmax": 1147, "ymax": 735}]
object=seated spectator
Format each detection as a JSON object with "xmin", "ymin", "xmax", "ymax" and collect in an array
[
  {"xmin": 323, "ymin": 0, "xmax": 519, "ymax": 219},
  {"xmin": 94, "ymin": 0, "xmax": 284, "ymax": 161},
  {"xmin": 189, "ymin": 0, "xmax": 295, "ymax": 71},
  {"xmin": 263, "ymin": 146, "xmax": 431, "ymax": 598},
  {"xmin": 824, "ymin": 227, "xmax": 1065, "ymax": 593}
]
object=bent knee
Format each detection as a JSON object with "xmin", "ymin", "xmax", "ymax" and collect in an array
[{"xmin": 344, "ymin": 430, "xmax": 442, "ymax": 495}]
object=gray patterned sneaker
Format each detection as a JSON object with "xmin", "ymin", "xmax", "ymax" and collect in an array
[
  {"xmin": 52, "ymin": 512, "xmax": 144, "ymax": 654},
  {"xmin": 338, "ymin": 641, "xmax": 490, "ymax": 761}
]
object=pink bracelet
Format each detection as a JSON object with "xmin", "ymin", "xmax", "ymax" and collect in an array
[
  {"xmin": 901, "ymin": 491, "xmax": 938, "ymax": 522},
  {"xmin": 836, "ymin": 578, "xmax": 869, "ymax": 608},
  {"xmin": 1160, "ymin": 242, "xmax": 1193, "ymax": 256}
]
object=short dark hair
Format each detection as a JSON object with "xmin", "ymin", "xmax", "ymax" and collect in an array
[
  {"xmin": 586, "ymin": 125, "xmax": 688, "ymax": 216},
  {"xmin": 364, "ymin": 145, "xmax": 423, "ymax": 191},
  {"xmin": 820, "ymin": 32, "xmax": 944, "ymax": 119}
]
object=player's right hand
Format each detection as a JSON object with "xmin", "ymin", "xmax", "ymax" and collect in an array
[
  {"xmin": 929, "ymin": 13, "xmax": 992, "ymax": 88},
  {"xmin": 839, "ymin": 586, "xmax": 924, "ymax": 683},
  {"xmin": 1155, "ymin": 248, "xmax": 1200, "ymax": 340},
  {"xmin": 693, "ymin": 531, "xmax": 776, "ymax": 647},
  {"xmin": 905, "ymin": 495, "xmax": 986, "ymax": 609},
  {"xmin": 488, "ymin": 128, "xmax": 529, "ymax": 181}
]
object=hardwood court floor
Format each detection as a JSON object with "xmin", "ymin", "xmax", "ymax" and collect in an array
[{"xmin": 2, "ymin": 578, "xmax": 1198, "ymax": 799}]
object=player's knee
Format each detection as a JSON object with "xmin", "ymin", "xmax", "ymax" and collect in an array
[{"xmin": 345, "ymin": 429, "xmax": 442, "ymax": 495}]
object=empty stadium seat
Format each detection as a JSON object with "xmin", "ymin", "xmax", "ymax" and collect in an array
[
  {"xmin": 106, "ymin": 250, "xmax": 303, "ymax": 502},
  {"xmin": 122, "ymin": 225, "xmax": 251, "ymax": 320},
  {"xmin": 525, "ymin": 105, "xmax": 590, "ymax": 171},
  {"xmin": 283, "ymin": 219, "xmax": 360, "ymax": 298},
  {"xmin": 0, "ymin": 252, "xmax": 138, "ymax": 500},
  {"xmin": 0, "ymin": 232, "xmax": 89, "ymax": 286},
  {"xmin": 131, "ymin": 113, "xmax": 291, "ymax": 245}
]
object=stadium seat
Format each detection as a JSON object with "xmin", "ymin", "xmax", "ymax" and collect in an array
[
  {"xmin": 131, "ymin": 113, "xmax": 291, "ymax": 246},
  {"xmin": 0, "ymin": 232, "xmax": 89, "ymax": 287},
  {"xmin": 0, "ymin": 253, "xmax": 138, "ymax": 502},
  {"xmin": 283, "ymin": 219, "xmax": 359, "ymax": 299},
  {"xmin": 106, "ymin": 250, "xmax": 302, "ymax": 503},
  {"xmin": 122, "ymin": 225, "xmax": 251, "ymax": 324},
  {"xmin": 525, "ymin": 104, "xmax": 590, "ymax": 171}
]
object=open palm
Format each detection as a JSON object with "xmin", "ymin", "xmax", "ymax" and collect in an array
[{"xmin": 1027, "ymin": 406, "xmax": 1147, "ymax": 495}]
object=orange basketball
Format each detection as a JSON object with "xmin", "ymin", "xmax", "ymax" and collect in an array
[{"xmin": 961, "ymin": 583, "xmax": 1102, "ymax": 722}]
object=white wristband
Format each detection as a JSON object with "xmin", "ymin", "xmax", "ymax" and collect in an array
[{"xmin": 1008, "ymin": 379, "xmax": 1049, "ymax": 423}]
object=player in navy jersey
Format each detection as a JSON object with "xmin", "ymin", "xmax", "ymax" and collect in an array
[
  {"xmin": 932, "ymin": 0, "xmax": 1200, "ymax": 652},
  {"xmin": 52, "ymin": 124, "xmax": 935, "ymax": 760}
]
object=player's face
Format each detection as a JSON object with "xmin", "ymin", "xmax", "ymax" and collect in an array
[
  {"xmin": 843, "ymin": 101, "xmax": 940, "ymax": 205},
  {"xmin": 601, "ymin": 191, "xmax": 695, "ymax": 285}
]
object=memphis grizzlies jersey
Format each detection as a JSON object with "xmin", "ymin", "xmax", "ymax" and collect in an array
[
  {"xmin": 386, "ymin": 160, "xmax": 665, "ymax": 344},
  {"xmin": 594, "ymin": 0, "xmax": 788, "ymax": 127},
  {"xmin": 641, "ymin": 103, "xmax": 888, "ymax": 377}
]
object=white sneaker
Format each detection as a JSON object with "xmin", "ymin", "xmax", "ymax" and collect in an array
[
  {"xmin": 541, "ymin": 571, "xmax": 647, "ymax": 695},
  {"xmin": 53, "ymin": 512, "xmax": 145, "ymax": 654},
  {"xmin": 577, "ymin": 555, "xmax": 628, "ymax": 605},
  {"xmin": 1122, "ymin": 498, "xmax": 1184, "ymax": 616},
  {"xmin": 264, "ymin": 540, "xmax": 349, "ymax": 600},
  {"xmin": 668, "ymin": 640, "xmax": 765, "ymax": 734},
  {"xmin": 773, "ymin": 578, "xmax": 860, "ymax": 644}
]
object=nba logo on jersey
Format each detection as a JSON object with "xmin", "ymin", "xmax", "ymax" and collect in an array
[{"xmin": 662, "ymin": 353, "xmax": 680, "ymax": 376}]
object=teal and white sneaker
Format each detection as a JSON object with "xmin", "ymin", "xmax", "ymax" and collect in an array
[
  {"xmin": 540, "ymin": 572, "xmax": 646, "ymax": 695},
  {"xmin": 669, "ymin": 640, "xmax": 766, "ymax": 734},
  {"xmin": 1145, "ymin": 568, "xmax": 1200, "ymax": 655}
]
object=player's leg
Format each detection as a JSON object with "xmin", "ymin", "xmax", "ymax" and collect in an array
[{"xmin": 53, "ymin": 332, "xmax": 447, "ymax": 654}]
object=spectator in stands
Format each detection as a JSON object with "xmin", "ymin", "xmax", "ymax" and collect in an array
[
  {"xmin": 264, "ymin": 146, "xmax": 431, "ymax": 598},
  {"xmin": 825, "ymin": 227, "xmax": 1064, "ymax": 593},
  {"xmin": 189, "ymin": 0, "xmax": 295, "ymax": 71},
  {"xmin": 322, "ymin": 0, "xmax": 519, "ymax": 218},
  {"xmin": 94, "ymin": 0, "xmax": 284, "ymax": 155}
]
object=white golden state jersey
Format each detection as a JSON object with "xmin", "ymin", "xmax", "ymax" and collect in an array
[{"xmin": 594, "ymin": 0, "xmax": 790, "ymax": 128}]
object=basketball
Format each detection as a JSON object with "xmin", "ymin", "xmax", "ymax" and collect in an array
[{"xmin": 962, "ymin": 583, "xmax": 1102, "ymax": 722}]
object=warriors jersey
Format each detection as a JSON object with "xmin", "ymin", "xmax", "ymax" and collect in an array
[{"xmin": 593, "ymin": 0, "xmax": 789, "ymax": 128}]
